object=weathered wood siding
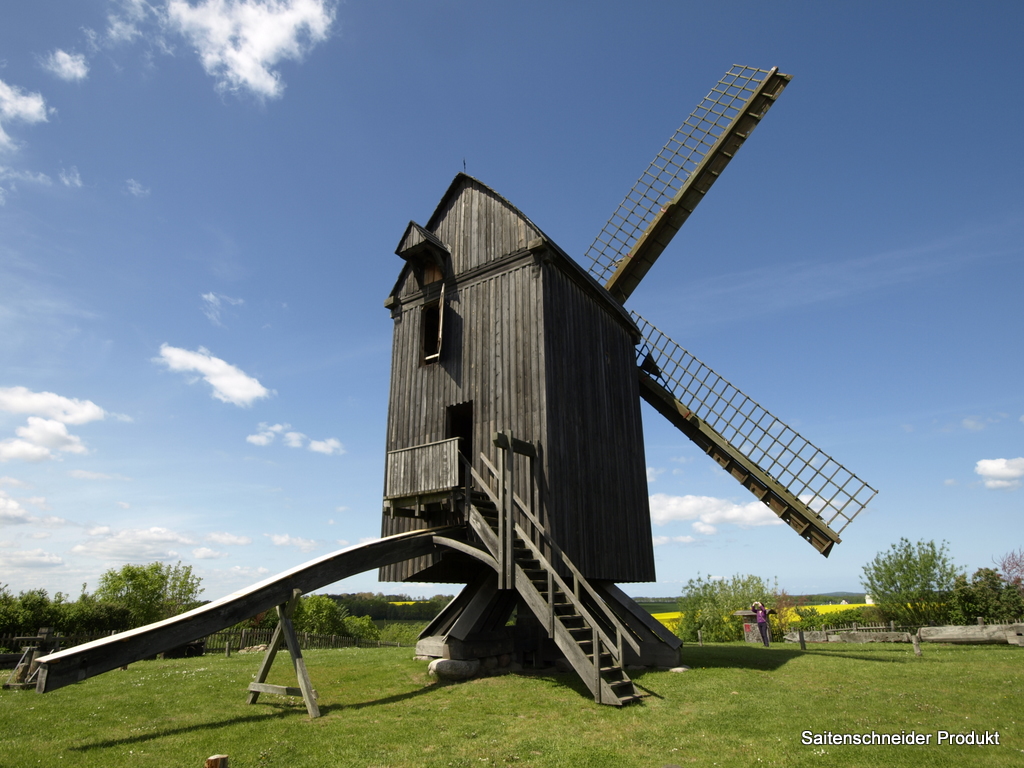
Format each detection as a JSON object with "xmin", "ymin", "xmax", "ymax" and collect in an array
[
  {"xmin": 380, "ymin": 174, "xmax": 653, "ymax": 583},
  {"xmin": 385, "ymin": 438, "xmax": 460, "ymax": 498},
  {"xmin": 427, "ymin": 177, "xmax": 542, "ymax": 275},
  {"xmin": 540, "ymin": 264, "xmax": 654, "ymax": 582},
  {"xmin": 380, "ymin": 257, "xmax": 547, "ymax": 581}
]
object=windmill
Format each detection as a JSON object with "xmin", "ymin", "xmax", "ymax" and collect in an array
[
  {"xmin": 34, "ymin": 66, "xmax": 876, "ymax": 714},
  {"xmin": 379, "ymin": 65, "xmax": 877, "ymax": 705}
]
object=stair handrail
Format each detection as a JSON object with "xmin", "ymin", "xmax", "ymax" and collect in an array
[{"xmin": 465, "ymin": 451, "xmax": 640, "ymax": 660}]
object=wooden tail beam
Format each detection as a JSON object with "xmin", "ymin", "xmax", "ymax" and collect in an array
[{"xmin": 34, "ymin": 525, "xmax": 463, "ymax": 694}]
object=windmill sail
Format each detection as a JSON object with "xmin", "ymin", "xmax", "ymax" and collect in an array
[
  {"xmin": 584, "ymin": 65, "xmax": 791, "ymax": 303},
  {"xmin": 632, "ymin": 312, "xmax": 876, "ymax": 557}
]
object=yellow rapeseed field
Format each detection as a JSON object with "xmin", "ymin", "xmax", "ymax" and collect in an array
[{"xmin": 651, "ymin": 603, "xmax": 868, "ymax": 632}]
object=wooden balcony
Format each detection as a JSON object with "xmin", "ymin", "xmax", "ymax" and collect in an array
[{"xmin": 384, "ymin": 437, "xmax": 462, "ymax": 517}]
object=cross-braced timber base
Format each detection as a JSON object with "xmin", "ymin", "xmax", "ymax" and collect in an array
[{"xmin": 246, "ymin": 588, "xmax": 321, "ymax": 718}]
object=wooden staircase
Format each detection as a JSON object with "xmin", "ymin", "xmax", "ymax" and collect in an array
[{"xmin": 462, "ymin": 441, "xmax": 642, "ymax": 706}]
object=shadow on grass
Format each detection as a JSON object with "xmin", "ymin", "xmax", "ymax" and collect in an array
[
  {"xmin": 674, "ymin": 643, "xmax": 915, "ymax": 671},
  {"xmin": 71, "ymin": 682, "xmax": 457, "ymax": 751}
]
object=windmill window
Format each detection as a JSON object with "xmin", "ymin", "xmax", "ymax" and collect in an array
[
  {"xmin": 423, "ymin": 263, "xmax": 444, "ymax": 285},
  {"xmin": 422, "ymin": 284, "xmax": 445, "ymax": 364}
]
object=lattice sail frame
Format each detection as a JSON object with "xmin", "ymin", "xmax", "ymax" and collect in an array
[
  {"xmin": 584, "ymin": 65, "xmax": 775, "ymax": 285},
  {"xmin": 633, "ymin": 312, "xmax": 877, "ymax": 536}
]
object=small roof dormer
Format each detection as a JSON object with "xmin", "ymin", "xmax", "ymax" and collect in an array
[{"xmin": 396, "ymin": 221, "xmax": 449, "ymax": 269}]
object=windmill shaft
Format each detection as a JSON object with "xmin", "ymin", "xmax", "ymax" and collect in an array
[{"xmin": 605, "ymin": 68, "xmax": 791, "ymax": 303}]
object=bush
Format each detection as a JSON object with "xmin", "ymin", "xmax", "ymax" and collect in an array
[
  {"xmin": 676, "ymin": 573, "xmax": 776, "ymax": 643},
  {"xmin": 294, "ymin": 594, "xmax": 349, "ymax": 635},
  {"xmin": 342, "ymin": 615, "xmax": 380, "ymax": 641},
  {"xmin": 949, "ymin": 568, "xmax": 1024, "ymax": 625},
  {"xmin": 378, "ymin": 622, "xmax": 426, "ymax": 645},
  {"xmin": 861, "ymin": 538, "xmax": 959, "ymax": 626}
]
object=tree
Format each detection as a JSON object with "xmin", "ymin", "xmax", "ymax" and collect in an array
[
  {"xmin": 860, "ymin": 538, "xmax": 959, "ymax": 626},
  {"xmin": 342, "ymin": 614, "xmax": 380, "ymax": 641},
  {"xmin": 94, "ymin": 561, "xmax": 203, "ymax": 628},
  {"xmin": 996, "ymin": 547, "xmax": 1024, "ymax": 589},
  {"xmin": 676, "ymin": 573, "xmax": 777, "ymax": 642},
  {"xmin": 294, "ymin": 594, "xmax": 348, "ymax": 635},
  {"xmin": 0, "ymin": 584, "xmax": 20, "ymax": 636},
  {"xmin": 949, "ymin": 567, "xmax": 1024, "ymax": 625}
]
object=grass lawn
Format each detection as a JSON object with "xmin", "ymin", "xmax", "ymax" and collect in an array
[{"xmin": 1, "ymin": 642, "xmax": 1021, "ymax": 767}]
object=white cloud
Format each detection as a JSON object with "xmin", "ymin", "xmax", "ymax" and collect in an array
[
  {"xmin": 266, "ymin": 532, "xmax": 317, "ymax": 551},
  {"xmin": 0, "ymin": 548, "xmax": 63, "ymax": 568},
  {"xmin": 116, "ymin": 501, "xmax": 131, "ymax": 509},
  {"xmin": 0, "ymin": 477, "xmax": 29, "ymax": 488},
  {"xmin": 192, "ymin": 546, "xmax": 226, "ymax": 559},
  {"xmin": 246, "ymin": 422, "xmax": 287, "ymax": 445},
  {"xmin": 16, "ymin": 417, "xmax": 88, "ymax": 455},
  {"xmin": 229, "ymin": 564, "xmax": 270, "ymax": 579},
  {"xmin": 0, "ymin": 491, "xmax": 64, "ymax": 526},
  {"xmin": 652, "ymin": 535, "xmax": 696, "ymax": 546},
  {"xmin": 646, "ymin": 467, "xmax": 665, "ymax": 483},
  {"xmin": 0, "ymin": 439, "xmax": 53, "ymax": 463},
  {"xmin": 0, "ymin": 492, "xmax": 31, "ymax": 524},
  {"xmin": 201, "ymin": 291, "xmax": 244, "ymax": 325},
  {"xmin": 975, "ymin": 458, "xmax": 1024, "ymax": 490},
  {"xmin": 106, "ymin": 0, "xmax": 153, "ymax": 44},
  {"xmin": 125, "ymin": 178, "xmax": 150, "ymax": 197},
  {"xmin": 0, "ymin": 400, "xmax": 100, "ymax": 462},
  {"xmin": 0, "ymin": 166, "xmax": 53, "ymax": 186},
  {"xmin": 0, "ymin": 386, "xmax": 106, "ymax": 424},
  {"xmin": 72, "ymin": 525, "xmax": 195, "ymax": 560},
  {"xmin": 649, "ymin": 492, "xmax": 782, "ymax": 535},
  {"xmin": 60, "ymin": 166, "xmax": 83, "ymax": 187},
  {"xmin": 308, "ymin": 437, "xmax": 343, "ymax": 455},
  {"xmin": 166, "ymin": 0, "xmax": 337, "ymax": 99},
  {"xmin": 43, "ymin": 50, "xmax": 89, "ymax": 81},
  {"xmin": 70, "ymin": 469, "xmax": 113, "ymax": 480},
  {"xmin": 155, "ymin": 343, "xmax": 271, "ymax": 406},
  {"xmin": 283, "ymin": 431, "xmax": 306, "ymax": 447},
  {"xmin": 0, "ymin": 78, "xmax": 49, "ymax": 151},
  {"xmin": 206, "ymin": 531, "xmax": 252, "ymax": 545},
  {"xmin": 335, "ymin": 538, "xmax": 349, "ymax": 547}
]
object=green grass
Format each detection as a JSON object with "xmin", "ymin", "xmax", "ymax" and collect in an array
[{"xmin": 1, "ymin": 643, "xmax": 1021, "ymax": 767}]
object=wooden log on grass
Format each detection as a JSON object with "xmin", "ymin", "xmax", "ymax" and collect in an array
[{"xmin": 918, "ymin": 625, "xmax": 1015, "ymax": 644}]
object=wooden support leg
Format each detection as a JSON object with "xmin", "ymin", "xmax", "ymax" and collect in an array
[{"xmin": 245, "ymin": 589, "xmax": 320, "ymax": 718}]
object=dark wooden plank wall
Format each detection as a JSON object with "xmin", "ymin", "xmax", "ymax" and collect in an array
[
  {"xmin": 429, "ymin": 180, "xmax": 541, "ymax": 275},
  {"xmin": 541, "ymin": 265, "xmax": 656, "ymax": 582},
  {"xmin": 380, "ymin": 262, "xmax": 547, "ymax": 582}
]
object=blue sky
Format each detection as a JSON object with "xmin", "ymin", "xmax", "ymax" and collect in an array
[{"xmin": 1, "ymin": 1, "xmax": 1022, "ymax": 603}]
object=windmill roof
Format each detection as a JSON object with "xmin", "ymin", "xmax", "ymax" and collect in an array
[{"xmin": 421, "ymin": 173, "xmax": 638, "ymax": 338}]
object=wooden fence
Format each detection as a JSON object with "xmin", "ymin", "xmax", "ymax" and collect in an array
[{"xmin": 2, "ymin": 628, "xmax": 408, "ymax": 661}]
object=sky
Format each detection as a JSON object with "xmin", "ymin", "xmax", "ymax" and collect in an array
[{"xmin": 1, "ymin": 1, "xmax": 1022, "ymax": 605}]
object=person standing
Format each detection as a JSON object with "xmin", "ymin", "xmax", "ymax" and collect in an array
[{"xmin": 752, "ymin": 601, "xmax": 770, "ymax": 647}]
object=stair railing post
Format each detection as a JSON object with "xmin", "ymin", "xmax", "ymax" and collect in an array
[
  {"xmin": 593, "ymin": 626, "xmax": 601, "ymax": 704},
  {"xmin": 496, "ymin": 438, "xmax": 506, "ymax": 590},
  {"xmin": 547, "ymin": 570, "xmax": 555, "ymax": 637},
  {"xmin": 504, "ymin": 430, "xmax": 515, "ymax": 589}
]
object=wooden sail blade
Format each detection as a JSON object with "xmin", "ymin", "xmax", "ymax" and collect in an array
[
  {"xmin": 584, "ymin": 66, "xmax": 791, "ymax": 304},
  {"xmin": 633, "ymin": 313, "xmax": 876, "ymax": 556}
]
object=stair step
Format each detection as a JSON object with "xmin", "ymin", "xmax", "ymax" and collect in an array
[{"xmin": 614, "ymin": 694, "xmax": 642, "ymax": 707}]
